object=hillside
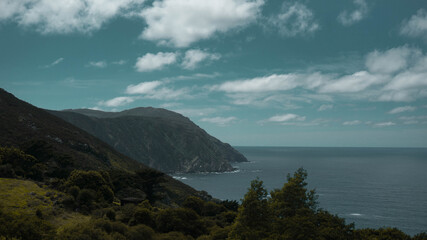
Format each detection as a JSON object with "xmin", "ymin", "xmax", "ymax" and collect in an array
[
  {"xmin": 50, "ymin": 107, "xmax": 247, "ymax": 173},
  {"xmin": 0, "ymin": 88, "xmax": 201, "ymax": 203}
]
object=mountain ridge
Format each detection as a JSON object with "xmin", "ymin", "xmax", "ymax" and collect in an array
[
  {"xmin": 0, "ymin": 88, "xmax": 203, "ymax": 203},
  {"xmin": 50, "ymin": 107, "xmax": 247, "ymax": 173}
]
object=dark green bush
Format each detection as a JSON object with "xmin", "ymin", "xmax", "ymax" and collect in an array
[
  {"xmin": 126, "ymin": 225, "xmax": 155, "ymax": 240},
  {"xmin": 0, "ymin": 208, "xmax": 54, "ymax": 240},
  {"xmin": 183, "ymin": 196, "xmax": 205, "ymax": 215},
  {"xmin": 131, "ymin": 208, "xmax": 155, "ymax": 228},
  {"xmin": 156, "ymin": 208, "xmax": 206, "ymax": 238}
]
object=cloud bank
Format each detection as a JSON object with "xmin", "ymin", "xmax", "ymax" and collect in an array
[
  {"xmin": 140, "ymin": 0, "xmax": 264, "ymax": 47},
  {"xmin": 213, "ymin": 45, "xmax": 427, "ymax": 103},
  {"xmin": 0, "ymin": 0, "xmax": 146, "ymax": 34}
]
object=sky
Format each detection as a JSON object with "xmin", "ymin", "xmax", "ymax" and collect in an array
[{"xmin": 1, "ymin": 0, "xmax": 427, "ymax": 147}]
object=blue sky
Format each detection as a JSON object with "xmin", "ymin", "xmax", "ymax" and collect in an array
[{"xmin": 1, "ymin": 0, "xmax": 427, "ymax": 147}]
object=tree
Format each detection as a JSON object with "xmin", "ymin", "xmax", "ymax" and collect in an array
[
  {"xmin": 270, "ymin": 168, "xmax": 317, "ymax": 219},
  {"xmin": 228, "ymin": 178, "xmax": 271, "ymax": 240},
  {"xmin": 268, "ymin": 168, "xmax": 318, "ymax": 239}
]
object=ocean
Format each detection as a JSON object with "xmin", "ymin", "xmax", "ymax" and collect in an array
[{"xmin": 172, "ymin": 147, "xmax": 427, "ymax": 236}]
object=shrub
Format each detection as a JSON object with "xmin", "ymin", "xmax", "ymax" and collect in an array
[
  {"xmin": 156, "ymin": 208, "xmax": 206, "ymax": 238},
  {"xmin": 105, "ymin": 208, "xmax": 116, "ymax": 221},
  {"xmin": 183, "ymin": 196, "xmax": 205, "ymax": 215},
  {"xmin": 131, "ymin": 208, "xmax": 155, "ymax": 228},
  {"xmin": 126, "ymin": 225, "xmax": 155, "ymax": 240}
]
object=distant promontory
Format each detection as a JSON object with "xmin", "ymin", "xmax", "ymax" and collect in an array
[{"xmin": 50, "ymin": 107, "xmax": 247, "ymax": 173}]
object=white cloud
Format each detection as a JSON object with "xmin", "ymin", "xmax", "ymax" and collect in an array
[
  {"xmin": 126, "ymin": 81, "xmax": 162, "ymax": 94},
  {"xmin": 318, "ymin": 104, "xmax": 333, "ymax": 111},
  {"xmin": 125, "ymin": 80, "xmax": 189, "ymax": 100},
  {"xmin": 377, "ymin": 90, "xmax": 415, "ymax": 102},
  {"xmin": 0, "ymin": 0, "xmax": 26, "ymax": 20},
  {"xmin": 182, "ymin": 49, "xmax": 221, "ymax": 70},
  {"xmin": 365, "ymin": 46, "xmax": 420, "ymax": 74},
  {"xmin": 43, "ymin": 57, "xmax": 64, "ymax": 68},
  {"xmin": 374, "ymin": 121, "xmax": 396, "ymax": 127},
  {"xmin": 200, "ymin": 116, "xmax": 237, "ymax": 126},
  {"xmin": 269, "ymin": 2, "xmax": 319, "ymax": 37},
  {"xmin": 267, "ymin": 113, "xmax": 306, "ymax": 122},
  {"xmin": 135, "ymin": 52, "xmax": 177, "ymax": 72},
  {"xmin": 384, "ymin": 71, "xmax": 427, "ymax": 91},
  {"xmin": 337, "ymin": 0, "xmax": 368, "ymax": 26},
  {"xmin": 400, "ymin": 9, "xmax": 427, "ymax": 40},
  {"xmin": 215, "ymin": 74, "xmax": 298, "ymax": 93},
  {"xmin": 98, "ymin": 96, "xmax": 137, "ymax": 107},
  {"xmin": 388, "ymin": 106, "xmax": 416, "ymax": 114},
  {"xmin": 319, "ymin": 71, "xmax": 385, "ymax": 93},
  {"xmin": 87, "ymin": 61, "xmax": 107, "ymax": 68},
  {"xmin": 214, "ymin": 73, "xmax": 328, "ymax": 93},
  {"xmin": 0, "ymin": 0, "xmax": 146, "ymax": 34},
  {"xmin": 343, "ymin": 120, "xmax": 361, "ymax": 126},
  {"xmin": 139, "ymin": 0, "xmax": 264, "ymax": 47}
]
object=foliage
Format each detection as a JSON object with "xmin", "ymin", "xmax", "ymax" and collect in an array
[
  {"xmin": 0, "ymin": 207, "xmax": 54, "ymax": 240},
  {"xmin": 354, "ymin": 228, "xmax": 412, "ymax": 240},
  {"xmin": 1, "ymin": 167, "xmax": 425, "ymax": 240},
  {"xmin": 156, "ymin": 208, "xmax": 207, "ymax": 238},
  {"xmin": 0, "ymin": 146, "xmax": 46, "ymax": 180},
  {"xmin": 229, "ymin": 168, "xmax": 356, "ymax": 240},
  {"xmin": 126, "ymin": 224, "xmax": 155, "ymax": 240},
  {"xmin": 63, "ymin": 170, "xmax": 115, "ymax": 211},
  {"xmin": 108, "ymin": 168, "xmax": 165, "ymax": 204},
  {"xmin": 229, "ymin": 178, "xmax": 271, "ymax": 240},
  {"xmin": 269, "ymin": 167, "xmax": 317, "ymax": 219},
  {"xmin": 221, "ymin": 200, "xmax": 239, "ymax": 212}
]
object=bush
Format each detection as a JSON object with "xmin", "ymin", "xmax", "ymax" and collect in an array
[
  {"xmin": 0, "ymin": 147, "xmax": 44, "ymax": 179},
  {"xmin": 413, "ymin": 232, "xmax": 427, "ymax": 240},
  {"xmin": 105, "ymin": 208, "xmax": 116, "ymax": 221},
  {"xmin": 202, "ymin": 202, "xmax": 225, "ymax": 217},
  {"xmin": 0, "ymin": 164, "xmax": 16, "ymax": 178},
  {"xmin": 56, "ymin": 222, "xmax": 110, "ymax": 240},
  {"xmin": 0, "ymin": 208, "xmax": 54, "ymax": 240},
  {"xmin": 126, "ymin": 225, "xmax": 155, "ymax": 240},
  {"xmin": 354, "ymin": 228, "xmax": 411, "ymax": 240},
  {"xmin": 130, "ymin": 208, "xmax": 155, "ymax": 228},
  {"xmin": 156, "ymin": 208, "xmax": 206, "ymax": 238},
  {"xmin": 183, "ymin": 196, "xmax": 205, "ymax": 215}
]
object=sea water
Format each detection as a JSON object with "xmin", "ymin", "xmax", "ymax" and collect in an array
[{"xmin": 172, "ymin": 147, "xmax": 427, "ymax": 235}]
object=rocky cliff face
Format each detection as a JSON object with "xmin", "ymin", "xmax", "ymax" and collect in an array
[{"xmin": 51, "ymin": 107, "xmax": 247, "ymax": 173}]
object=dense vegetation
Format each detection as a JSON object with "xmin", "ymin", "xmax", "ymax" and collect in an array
[{"xmin": 1, "ymin": 146, "xmax": 425, "ymax": 239}]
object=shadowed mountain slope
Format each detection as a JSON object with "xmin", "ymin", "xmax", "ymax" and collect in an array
[
  {"xmin": 0, "ymin": 88, "xmax": 201, "ymax": 202},
  {"xmin": 51, "ymin": 107, "xmax": 247, "ymax": 173}
]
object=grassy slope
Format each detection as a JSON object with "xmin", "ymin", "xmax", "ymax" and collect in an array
[{"xmin": 0, "ymin": 178, "xmax": 89, "ymax": 232}]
